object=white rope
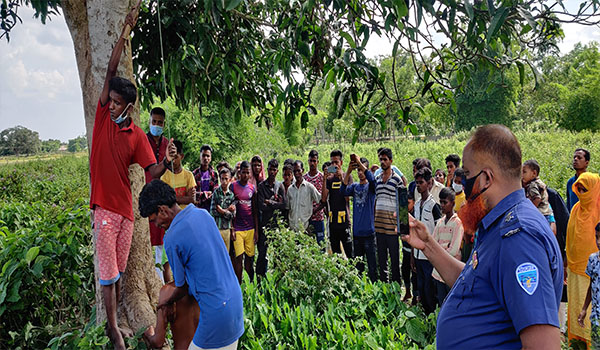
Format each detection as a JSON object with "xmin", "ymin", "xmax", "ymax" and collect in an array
[{"xmin": 157, "ymin": 0, "xmax": 175, "ymax": 183}]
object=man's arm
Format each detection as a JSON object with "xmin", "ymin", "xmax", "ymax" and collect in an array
[
  {"xmin": 578, "ymin": 282, "xmax": 592, "ymax": 327},
  {"xmin": 157, "ymin": 283, "xmax": 188, "ymax": 310},
  {"xmin": 519, "ymin": 324, "xmax": 561, "ymax": 350},
  {"xmin": 402, "ymin": 215, "xmax": 465, "ymax": 286},
  {"xmin": 147, "ymin": 139, "xmax": 177, "ymax": 179},
  {"xmin": 100, "ymin": 0, "xmax": 141, "ymax": 106}
]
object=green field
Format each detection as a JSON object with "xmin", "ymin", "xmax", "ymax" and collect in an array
[{"xmin": 0, "ymin": 130, "xmax": 596, "ymax": 349}]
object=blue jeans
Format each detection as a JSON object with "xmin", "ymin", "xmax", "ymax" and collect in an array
[
  {"xmin": 353, "ymin": 235, "xmax": 377, "ymax": 282},
  {"xmin": 309, "ymin": 220, "xmax": 325, "ymax": 245}
]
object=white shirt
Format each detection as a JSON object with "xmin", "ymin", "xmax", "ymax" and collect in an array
[{"xmin": 287, "ymin": 180, "xmax": 321, "ymax": 231}]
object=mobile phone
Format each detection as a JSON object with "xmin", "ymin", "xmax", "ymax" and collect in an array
[
  {"xmin": 327, "ymin": 165, "xmax": 338, "ymax": 173},
  {"xmin": 396, "ymin": 185, "xmax": 409, "ymax": 236}
]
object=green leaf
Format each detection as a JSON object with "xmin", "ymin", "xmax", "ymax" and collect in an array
[
  {"xmin": 340, "ymin": 31, "xmax": 356, "ymax": 49},
  {"xmin": 301, "ymin": 111, "xmax": 309, "ymax": 128},
  {"xmin": 421, "ymin": 82, "xmax": 434, "ymax": 97},
  {"xmin": 486, "ymin": 8, "xmax": 509, "ymax": 43},
  {"xmin": 464, "ymin": 0, "xmax": 474, "ymax": 20},
  {"xmin": 25, "ymin": 246, "xmax": 40, "ymax": 264},
  {"xmin": 409, "ymin": 124, "xmax": 418, "ymax": 135},
  {"xmin": 225, "ymin": 0, "xmax": 243, "ymax": 11},
  {"xmin": 395, "ymin": 0, "xmax": 408, "ymax": 18},
  {"xmin": 516, "ymin": 61, "xmax": 525, "ymax": 87}
]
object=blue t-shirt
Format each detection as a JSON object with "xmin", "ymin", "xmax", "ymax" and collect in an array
[
  {"xmin": 566, "ymin": 175, "xmax": 579, "ymax": 213},
  {"xmin": 436, "ymin": 189, "xmax": 563, "ymax": 349},
  {"xmin": 164, "ymin": 205, "xmax": 244, "ymax": 348},
  {"xmin": 586, "ymin": 252, "xmax": 600, "ymax": 326},
  {"xmin": 341, "ymin": 170, "xmax": 376, "ymax": 237}
]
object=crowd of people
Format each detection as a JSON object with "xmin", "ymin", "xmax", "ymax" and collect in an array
[{"xmin": 90, "ymin": 6, "xmax": 600, "ymax": 350}]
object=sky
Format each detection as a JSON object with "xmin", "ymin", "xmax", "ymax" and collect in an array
[{"xmin": 1, "ymin": 6, "xmax": 599, "ymax": 142}]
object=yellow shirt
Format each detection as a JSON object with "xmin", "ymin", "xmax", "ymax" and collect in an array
[
  {"xmin": 161, "ymin": 169, "xmax": 196, "ymax": 209},
  {"xmin": 454, "ymin": 192, "xmax": 466, "ymax": 212}
]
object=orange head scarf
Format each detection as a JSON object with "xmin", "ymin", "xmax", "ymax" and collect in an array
[{"xmin": 566, "ymin": 172, "xmax": 600, "ymax": 275}]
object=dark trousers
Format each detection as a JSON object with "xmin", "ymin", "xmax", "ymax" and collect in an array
[
  {"xmin": 309, "ymin": 220, "xmax": 325, "ymax": 245},
  {"xmin": 330, "ymin": 226, "xmax": 353, "ymax": 258},
  {"xmin": 353, "ymin": 235, "xmax": 377, "ymax": 282},
  {"xmin": 415, "ymin": 258, "xmax": 436, "ymax": 314},
  {"xmin": 401, "ymin": 248, "xmax": 413, "ymax": 295},
  {"xmin": 376, "ymin": 233, "xmax": 400, "ymax": 284},
  {"xmin": 435, "ymin": 279, "xmax": 451, "ymax": 306},
  {"xmin": 255, "ymin": 226, "xmax": 268, "ymax": 276}
]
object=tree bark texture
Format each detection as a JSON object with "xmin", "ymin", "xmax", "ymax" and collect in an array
[{"xmin": 62, "ymin": 0, "xmax": 161, "ymax": 334}]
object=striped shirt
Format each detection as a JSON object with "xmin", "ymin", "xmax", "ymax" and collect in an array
[
  {"xmin": 431, "ymin": 213, "xmax": 464, "ymax": 282},
  {"xmin": 374, "ymin": 171, "xmax": 402, "ymax": 235}
]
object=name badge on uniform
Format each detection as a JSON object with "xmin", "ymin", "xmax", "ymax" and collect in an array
[{"xmin": 515, "ymin": 262, "xmax": 538, "ymax": 295}]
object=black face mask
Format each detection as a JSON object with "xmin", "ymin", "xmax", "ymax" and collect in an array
[{"xmin": 462, "ymin": 170, "xmax": 487, "ymax": 200}]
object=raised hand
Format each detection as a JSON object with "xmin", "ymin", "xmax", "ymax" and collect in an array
[{"xmin": 400, "ymin": 214, "xmax": 431, "ymax": 251}]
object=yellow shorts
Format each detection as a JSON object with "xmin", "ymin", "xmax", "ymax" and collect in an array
[
  {"xmin": 233, "ymin": 229, "xmax": 255, "ymax": 257},
  {"xmin": 219, "ymin": 229, "xmax": 231, "ymax": 253}
]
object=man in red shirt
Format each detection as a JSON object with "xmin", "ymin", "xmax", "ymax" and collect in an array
[{"xmin": 89, "ymin": 3, "xmax": 175, "ymax": 349}]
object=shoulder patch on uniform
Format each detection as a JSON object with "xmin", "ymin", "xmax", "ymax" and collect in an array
[{"xmin": 515, "ymin": 262, "xmax": 538, "ymax": 295}]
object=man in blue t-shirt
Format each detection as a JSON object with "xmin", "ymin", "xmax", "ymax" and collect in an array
[
  {"xmin": 341, "ymin": 154, "xmax": 377, "ymax": 281},
  {"xmin": 139, "ymin": 180, "xmax": 244, "ymax": 350},
  {"xmin": 566, "ymin": 148, "xmax": 590, "ymax": 212},
  {"xmin": 403, "ymin": 125, "xmax": 563, "ymax": 349}
]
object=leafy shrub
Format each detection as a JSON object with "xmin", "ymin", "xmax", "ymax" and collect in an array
[{"xmin": 560, "ymin": 88, "xmax": 600, "ymax": 132}]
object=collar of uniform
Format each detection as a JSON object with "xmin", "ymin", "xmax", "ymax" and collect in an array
[
  {"xmin": 117, "ymin": 120, "xmax": 135, "ymax": 132},
  {"xmin": 480, "ymin": 189, "xmax": 526, "ymax": 231}
]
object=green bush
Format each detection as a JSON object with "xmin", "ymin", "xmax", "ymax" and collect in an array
[{"xmin": 560, "ymin": 88, "xmax": 600, "ymax": 132}]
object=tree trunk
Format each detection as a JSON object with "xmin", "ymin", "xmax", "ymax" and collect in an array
[{"xmin": 62, "ymin": 0, "xmax": 161, "ymax": 334}]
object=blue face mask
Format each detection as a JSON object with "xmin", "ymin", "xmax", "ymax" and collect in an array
[
  {"xmin": 149, "ymin": 125, "xmax": 163, "ymax": 137},
  {"xmin": 111, "ymin": 103, "xmax": 132, "ymax": 124}
]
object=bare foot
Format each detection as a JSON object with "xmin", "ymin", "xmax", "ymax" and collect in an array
[{"xmin": 106, "ymin": 326, "xmax": 126, "ymax": 350}]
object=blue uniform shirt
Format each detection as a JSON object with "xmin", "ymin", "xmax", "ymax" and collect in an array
[
  {"xmin": 341, "ymin": 170, "xmax": 376, "ymax": 236},
  {"xmin": 436, "ymin": 189, "xmax": 563, "ymax": 349},
  {"xmin": 165, "ymin": 205, "xmax": 245, "ymax": 349},
  {"xmin": 566, "ymin": 175, "xmax": 578, "ymax": 213}
]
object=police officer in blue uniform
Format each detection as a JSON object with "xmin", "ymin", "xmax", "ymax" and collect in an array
[{"xmin": 404, "ymin": 124, "xmax": 563, "ymax": 349}]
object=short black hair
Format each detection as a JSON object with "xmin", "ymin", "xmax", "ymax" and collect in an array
[
  {"xmin": 284, "ymin": 158, "xmax": 295, "ymax": 166},
  {"xmin": 240, "ymin": 160, "xmax": 251, "ymax": 170},
  {"xmin": 596, "ymin": 222, "xmax": 600, "ymax": 232},
  {"xmin": 150, "ymin": 107, "xmax": 165, "ymax": 117},
  {"xmin": 330, "ymin": 149, "xmax": 343, "ymax": 159},
  {"xmin": 109, "ymin": 77, "xmax": 137, "ymax": 104},
  {"xmin": 575, "ymin": 148, "xmax": 591, "ymax": 162},
  {"xmin": 439, "ymin": 187, "xmax": 456, "ymax": 201},
  {"xmin": 294, "ymin": 160, "xmax": 304, "ymax": 170},
  {"xmin": 453, "ymin": 168, "xmax": 465, "ymax": 181},
  {"xmin": 251, "ymin": 155, "xmax": 262, "ymax": 163},
  {"xmin": 283, "ymin": 164, "xmax": 293, "ymax": 173},
  {"xmin": 378, "ymin": 147, "xmax": 393, "ymax": 160},
  {"xmin": 173, "ymin": 140, "xmax": 183, "ymax": 154},
  {"xmin": 268, "ymin": 158, "xmax": 279, "ymax": 168},
  {"xmin": 322, "ymin": 161, "xmax": 331, "ymax": 171},
  {"xmin": 523, "ymin": 159, "xmax": 540, "ymax": 175},
  {"xmin": 219, "ymin": 168, "xmax": 231, "ymax": 177},
  {"xmin": 200, "ymin": 144, "xmax": 212, "ymax": 153},
  {"xmin": 412, "ymin": 158, "xmax": 422, "ymax": 166},
  {"xmin": 415, "ymin": 167, "xmax": 432, "ymax": 181},
  {"xmin": 216, "ymin": 161, "xmax": 230, "ymax": 170},
  {"xmin": 139, "ymin": 180, "xmax": 177, "ymax": 218},
  {"xmin": 445, "ymin": 154, "xmax": 461, "ymax": 167},
  {"xmin": 308, "ymin": 150, "xmax": 319, "ymax": 159},
  {"xmin": 435, "ymin": 168, "xmax": 446, "ymax": 177},
  {"xmin": 360, "ymin": 157, "xmax": 369, "ymax": 169},
  {"xmin": 415, "ymin": 158, "xmax": 432, "ymax": 171}
]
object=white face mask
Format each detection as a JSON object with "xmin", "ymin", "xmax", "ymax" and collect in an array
[{"xmin": 452, "ymin": 182, "xmax": 463, "ymax": 193}]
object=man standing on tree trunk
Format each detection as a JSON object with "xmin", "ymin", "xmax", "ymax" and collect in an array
[{"xmin": 89, "ymin": 2, "xmax": 175, "ymax": 349}]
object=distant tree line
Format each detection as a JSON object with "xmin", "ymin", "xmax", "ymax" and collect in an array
[{"xmin": 0, "ymin": 125, "xmax": 86, "ymax": 156}]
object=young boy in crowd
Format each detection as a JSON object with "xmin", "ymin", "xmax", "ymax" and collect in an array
[
  {"xmin": 160, "ymin": 140, "xmax": 197, "ymax": 281},
  {"xmin": 413, "ymin": 167, "xmax": 442, "ymax": 314},
  {"xmin": 210, "ymin": 168, "xmax": 236, "ymax": 253},
  {"xmin": 249, "ymin": 155, "xmax": 265, "ymax": 187},
  {"xmin": 431, "ymin": 187, "xmax": 464, "ymax": 306},
  {"xmin": 322, "ymin": 150, "xmax": 353, "ymax": 257},
  {"xmin": 342, "ymin": 154, "xmax": 377, "ymax": 281},
  {"xmin": 287, "ymin": 160, "xmax": 321, "ymax": 232},
  {"xmin": 522, "ymin": 159, "xmax": 557, "ymax": 235},
  {"xmin": 434, "ymin": 168, "xmax": 446, "ymax": 185},
  {"xmin": 256, "ymin": 159, "xmax": 286, "ymax": 276},
  {"xmin": 193, "ymin": 144, "xmax": 218, "ymax": 211},
  {"xmin": 445, "ymin": 154, "xmax": 460, "ymax": 187},
  {"xmin": 281, "ymin": 163, "xmax": 294, "ymax": 223},
  {"xmin": 578, "ymin": 222, "xmax": 600, "ymax": 348},
  {"xmin": 231, "ymin": 161, "xmax": 258, "ymax": 283},
  {"xmin": 452, "ymin": 168, "xmax": 466, "ymax": 212},
  {"xmin": 304, "ymin": 150, "xmax": 326, "ymax": 244}
]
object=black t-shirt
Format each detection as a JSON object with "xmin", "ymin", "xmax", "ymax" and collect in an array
[{"xmin": 327, "ymin": 175, "xmax": 349, "ymax": 229}]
